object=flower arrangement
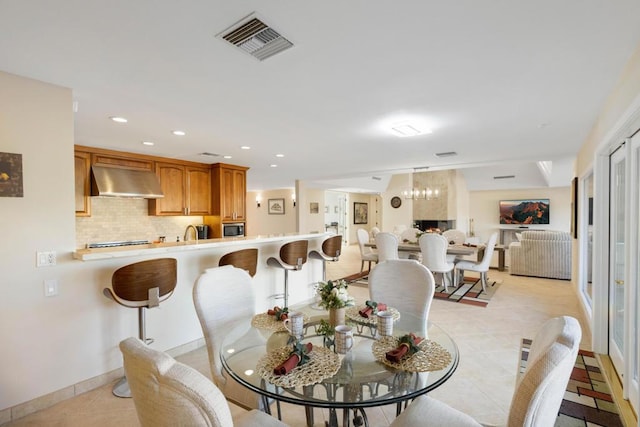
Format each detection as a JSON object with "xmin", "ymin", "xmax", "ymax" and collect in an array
[{"xmin": 315, "ymin": 279, "xmax": 355, "ymax": 309}]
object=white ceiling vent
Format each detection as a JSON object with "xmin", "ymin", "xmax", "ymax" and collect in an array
[{"xmin": 218, "ymin": 13, "xmax": 293, "ymax": 61}]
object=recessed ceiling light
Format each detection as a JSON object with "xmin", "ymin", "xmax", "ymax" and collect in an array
[
  {"xmin": 241, "ymin": 146, "xmax": 251, "ymax": 150},
  {"xmin": 223, "ymin": 155, "xmax": 232, "ymax": 159},
  {"xmin": 142, "ymin": 141, "xmax": 155, "ymax": 146},
  {"xmin": 172, "ymin": 130, "xmax": 186, "ymax": 136},
  {"xmin": 109, "ymin": 116, "xmax": 128, "ymax": 123},
  {"xmin": 270, "ymin": 164, "xmax": 278, "ymax": 168},
  {"xmin": 275, "ymin": 154, "xmax": 284, "ymax": 158},
  {"xmin": 390, "ymin": 124, "xmax": 432, "ymax": 137}
]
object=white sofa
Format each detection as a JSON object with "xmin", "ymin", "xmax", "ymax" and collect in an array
[{"xmin": 509, "ymin": 231, "xmax": 572, "ymax": 280}]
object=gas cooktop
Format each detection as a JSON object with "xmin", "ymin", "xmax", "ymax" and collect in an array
[{"xmin": 86, "ymin": 240, "xmax": 150, "ymax": 249}]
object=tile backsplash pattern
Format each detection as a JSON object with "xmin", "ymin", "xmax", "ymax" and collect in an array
[{"xmin": 76, "ymin": 197, "xmax": 203, "ymax": 248}]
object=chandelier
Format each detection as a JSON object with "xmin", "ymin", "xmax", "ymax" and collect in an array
[{"xmin": 402, "ymin": 187, "xmax": 440, "ymax": 200}]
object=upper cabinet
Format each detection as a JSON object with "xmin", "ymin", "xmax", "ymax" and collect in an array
[
  {"xmin": 211, "ymin": 163, "xmax": 248, "ymax": 222},
  {"xmin": 148, "ymin": 162, "xmax": 211, "ymax": 216},
  {"xmin": 74, "ymin": 150, "xmax": 91, "ymax": 216}
]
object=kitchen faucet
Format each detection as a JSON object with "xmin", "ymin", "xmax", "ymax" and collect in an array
[{"xmin": 184, "ymin": 224, "xmax": 198, "ymax": 242}]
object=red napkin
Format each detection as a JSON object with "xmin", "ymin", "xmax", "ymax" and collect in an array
[
  {"xmin": 273, "ymin": 343, "xmax": 313, "ymax": 375},
  {"xmin": 358, "ymin": 303, "xmax": 387, "ymax": 318},
  {"xmin": 385, "ymin": 334, "xmax": 423, "ymax": 363}
]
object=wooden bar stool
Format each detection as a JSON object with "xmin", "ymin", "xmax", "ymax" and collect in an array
[
  {"xmin": 219, "ymin": 248, "xmax": 258, "ymax": 277},
  {"xmin": 103, "ymin": 257, "xmax": 177, "ymax": 398},
  {"xmin": 266, "ymin": 240, "xmax": 308, "ymax": 308},
  {"xmin": 308, "ymin": 235, "xmax": 342, "ymax": 281}
]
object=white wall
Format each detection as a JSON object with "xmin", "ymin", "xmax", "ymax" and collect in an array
[
  {"xmin": 246, "ymin": 189, "xmax": 296, "ymax": 236},
  {"xmin": 381, "ymin": 173, "xmax": 413, "ymax": 233}
]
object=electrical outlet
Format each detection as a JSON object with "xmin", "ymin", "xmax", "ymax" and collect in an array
[
  {"xmin": 36, "ymin": 251, "xmax": 57, "ymax": 267},
  {"xmin": 44, "ymin": 279, "xmax": 58, "ymax": 296}
]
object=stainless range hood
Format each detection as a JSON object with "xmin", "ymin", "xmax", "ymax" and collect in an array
[{"xmin": 90, "ymin": 165, "xmax": 164, "ymax": 199}]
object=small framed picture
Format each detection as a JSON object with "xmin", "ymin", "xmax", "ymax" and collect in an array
[
  {"xmin": 354, "ymin": 202, "xmax": 368, "ymax": 224},
  {"xmin": 310, "ymin": 202, "xmax": 319, "ymax": 214},
  {"xmin": 268, "ymin": 198, "xmax": 285, "ymax": 214}
]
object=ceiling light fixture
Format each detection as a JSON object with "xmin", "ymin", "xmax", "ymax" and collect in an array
[
  {"xmin": 391, "ymin": 124, "xmax": 421, "ymax": 137},
  {"xmin": 110, "ymin": 116, "xmax": 128, "ymax": 123},
  {"xmin": 223, "ymin": 155, "xmax": 232, "ymax": 159},
  {"xmin": 275, "ymin": 154, "xmax": 284, "ymax": 158},
  {"xmin": 270, "ymin": 164, "xmax": 277, "ymax": 168},
  {"xmin": 172, "ymin": 130, "xmax": 186, "ymax": 136},
  {"xmin": 142, "ymin": 141, "xmax": 154, "ymax": 146},
  {"xmin": 241, "ymin": 146, "xmax": 251, "ymax": 150}
]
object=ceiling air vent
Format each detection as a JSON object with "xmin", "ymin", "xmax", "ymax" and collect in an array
[
  {"xmin": 493, "ymin": 175, "xmax": 516, "ymax": 180},
  {"xmin": 435, "ymin": 151, "xmax": 457, "ymax": 158},
  {"xmin": 218, "ymin": 13, "xmax": 293, "ymax": 61},
  {"xmin": 199, "ymin": 152, "xmax": 220, "ymax": 158}
]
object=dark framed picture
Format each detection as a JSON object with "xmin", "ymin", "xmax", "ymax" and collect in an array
[
  {"xmin": 0, "ymin": 152, "xmax": 24, "ymax": 197},
  {"xmin": 268, "ymin": 198, "xmax": 285, "ymax": 215},
  {"xmin": 310, "ymin": 202, "xmax": 319, "ymax": 214},
  {"xmin": 353, "ymin": 202, "xmax": 368, "ymax": 224}
]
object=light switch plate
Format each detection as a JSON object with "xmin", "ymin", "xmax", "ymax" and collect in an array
[{"xmin": 44, "ymin": 279, "xmax": 58, "ymax": 296}]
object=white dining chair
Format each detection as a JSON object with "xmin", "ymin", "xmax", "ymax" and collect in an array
[
  {"xmin": 368, "ymin": 259, "xmax": 435, "ymax": 337},
  {"xmin": 375, "ymin": 232, "xmax": 399, "ymax": 263},
  {"xmin": 356, "ymin": 228, "xmax": 378, "ymax": 272},
  {"xmin": 120, "ymin": 337, "xmax": 288, "ymax": 427},
  {"xmin": 390, "ymin": 316, "xmax": 581, "ymax": 427},
  {"xmin": 371, "ymin": 226, "xmax": 381, "ymax": 238},
  {"xmin": 442, "ymin": 229, "xmax": 466, "ymax": 245},
  {"xmin": 454, "ymin": 232, "xmax": 498, "ymax": 291},
  {"xmin": 419, "ymin": 233, "xmax": 455, "ymax": 291},
  {"xmin": 192, "ymin": 265, "xmax": 267, "ymax": 410}
]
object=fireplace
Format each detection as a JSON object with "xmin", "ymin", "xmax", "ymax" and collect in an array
[{"xmin": 413, "ymin": 219, "xmax": 456, "ymax": 232}]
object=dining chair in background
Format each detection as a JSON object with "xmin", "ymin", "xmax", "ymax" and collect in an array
[
  {"xmin": 120, "ymin": 337, "xmax": 288, "ymax": 427},
  {"xmin": 192, "ymin": 265, "xmax": 267, "ymax": 411},
  {"xmin": 371, "ymin": 226, "xmax": 381, "ymax": 238},
  {"xmin": 454, "ymin": 232, "xmax": 498, "ymax": 291},
  {"xmin": 375, "ymin": 232, "xmax": 399, "ymax": 263},
  {"xmin": 390, "ymin": 316, "xmax": 581, "ymax": 427},
  {"xmin": 356, "ymin": 228, "xmax": 378, "ymax": 272},
  {"xmin": 400, "ymin": 227, "xmax": 422, "ymax": 243},
  {"xmin": 419, "ymin": 234, "xmax": 455, "ymax": 291},
  {"xmin": 368, "ymin": 259, "xmax": 435, "ymax": 337},
  {"xmin": 442, "ymin": 229, "xmax": 466, "ymax": 245}
]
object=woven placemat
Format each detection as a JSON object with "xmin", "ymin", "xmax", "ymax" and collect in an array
[
  {"xmin": 371, "ymin": 336, "xmax": 452, "ymax": 372},
  {"xmin": 251, "ymin": 313, "xmax": 311, "ymax": 332},
  {"xmin": 345, "ymin": 306, "xmax": 400, "ymax": 325},
  {"xmin": 257, "ymin": 345, "xmax": 341, "ymax": 388}
]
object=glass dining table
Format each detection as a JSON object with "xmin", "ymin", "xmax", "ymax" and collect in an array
[{"xmin": 220, "ymin": 308, "xmax": 459, "ymax": 427}]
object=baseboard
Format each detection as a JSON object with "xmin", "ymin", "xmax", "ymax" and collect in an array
[
  {"xmin": 0, "ymin": 338, "xmax": 206, "ymax": 425},
  {"xmin": 597, "ymin": 354, "xmax": 638, "ymax": 427}
]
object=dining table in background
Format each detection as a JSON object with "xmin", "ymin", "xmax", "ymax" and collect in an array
[{"xmin": 220, "ymin": 309, "xmax": 459, "ymax": 427}]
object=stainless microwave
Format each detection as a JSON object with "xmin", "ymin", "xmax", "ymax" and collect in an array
[{"xmin": 223, "ymin": 222, "xmax": 245, "ymax": 237}]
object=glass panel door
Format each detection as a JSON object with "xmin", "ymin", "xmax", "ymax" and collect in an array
[
  {"xmin": 609, "ymin": 147, "xmax": 626, "ymax": 378},
  {"xmin": 580, "ymin": 172, "xmax": 594, "ymax": 307},
  {"xmin": 629, "ymin": 133, "xmax": 640, "ymax": 412}
]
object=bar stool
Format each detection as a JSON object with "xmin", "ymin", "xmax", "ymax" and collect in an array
[
  {"xmin": 309, "ymin": 235, "xmax": 342, "ymax": 281},
  {"xmin": 103, "ymin": 257, "xmax": 177, "ymax": 398},
  {"xmin": 266, "ymin": 240, "xmax": 308, "ymax": 308},
  {"xmin": 219, "ymin": 248, "xmax": 259, "ymax": 277}
]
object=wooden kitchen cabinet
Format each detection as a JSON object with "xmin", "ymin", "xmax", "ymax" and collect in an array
[
  {"xmin": 211, "ymin": 163, "xmax": 248, "ymax": 222},
  {"xmin": 149, "ymin": 162, "xmax": 211, "ymax": 216},
  {"xmin": 74, "ymin": 150, "xmax": 91, "ymax": 216}
]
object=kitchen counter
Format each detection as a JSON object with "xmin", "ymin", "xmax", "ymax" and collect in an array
[{"xmin": 73, "ymin": 232, "xmax": 330, "ymax": 261}]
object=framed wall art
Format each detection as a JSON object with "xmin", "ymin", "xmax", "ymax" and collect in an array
[
  {"xmin": 268, "ymin": 198, "xmax": 285, "ymax": 215},
  {"xmin": 353, "ymin": 202, "xmax": 368, "ymax": 224},
  {"xmin": 0, "ymin": 152, "xmax": 24, "ymax": 197}
]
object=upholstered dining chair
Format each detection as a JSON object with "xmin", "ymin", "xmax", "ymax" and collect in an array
[
  {"xmin": 442, "ymin": 229, "xmax": 466, "ymax": 245},
  {"xmin": 400, "ymin": 227, "xmax": 422, "ymax": 243},
  {"xmin": 356, "ymin": 228, "xmax": 378, "ymax": 272},
  {"xmin": 193, "ymin": 265, "xmax": 267, "ymax": 411},
  {"xmin": 419, "ymin": 234, "xmax": 455, "ymax": 291},
  {"xmin": 390, "ymin": 316, "xmax": 581, "ymax": 427},
  {"xmin": 375, "ymin": 232, "xmax": 399, "ymax": 263},
  {"xmin": 368, "ymin": 259, "xmax": 435, "ymax": 337},
  {"xmin": 370, "ymin": 226, "xmax": 381, "ymax": 238},
  {"xmin": 454, "ymin": 232, "xmax": 498, "ymax": 291},
  {"xmin": 120, "ymin": 337, "xmax": 287, "ymax": 427}
]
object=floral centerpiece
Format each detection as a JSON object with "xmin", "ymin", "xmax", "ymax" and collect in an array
[{"xmin": 315, "ymin": 279, "xmax": 355, "ymax": 326}]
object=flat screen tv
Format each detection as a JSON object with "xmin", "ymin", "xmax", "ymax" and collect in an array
[{"xmin": 499, "ymin": 199, "xmax": 550, "ymax": 225}]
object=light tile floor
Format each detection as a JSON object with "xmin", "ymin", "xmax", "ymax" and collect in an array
[{"xmin": 4, "ymin": 244, "xmax": 591, "ymax": 426}]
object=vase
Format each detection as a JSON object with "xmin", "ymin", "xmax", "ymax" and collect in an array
[{"xmin": 329, "ymin": 307, "xmax": 346, "ymax": 327}]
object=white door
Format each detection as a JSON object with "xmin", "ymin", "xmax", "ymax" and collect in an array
[
  {"xmin": 628, "ymin": 133, "xmax": 640, "ymax": 412},
  {"xmin": 609, "ymin": 147, "xmax": 626, "ymax": 379}
]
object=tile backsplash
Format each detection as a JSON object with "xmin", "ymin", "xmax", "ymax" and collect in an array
[{"xmin": 75, "ymin": 197, "xmax": 203, "ymax": 248}]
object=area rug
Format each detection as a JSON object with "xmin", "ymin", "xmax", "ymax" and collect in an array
[
  {"xmin": 520, "ymin": 338, "xmax": 623, "ymax": 427},
  {"xmin": 433, "ymin": 276, "xmax": 501, "ymax": 307}
]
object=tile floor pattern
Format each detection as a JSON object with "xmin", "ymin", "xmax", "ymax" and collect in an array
[
  {"xmin": 519, "ymin": 339, "xmax": 623, "ymax": 426},
  {"xmin": 4, "ymin": 244, "xmax": 594, "ymax": 426}
]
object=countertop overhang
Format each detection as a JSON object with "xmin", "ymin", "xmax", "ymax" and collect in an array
[{"xmin": 74, "ymin": 232, "xmax": 332, "ymax": 261}]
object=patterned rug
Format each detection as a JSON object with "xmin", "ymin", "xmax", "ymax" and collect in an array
[
  {"xmin": 433, "ymin": 276, "xmax": 500, "ymax": 307},
  {"xmin": 520, "ymin": 339, "xmax": 623, "ymax": 426}
]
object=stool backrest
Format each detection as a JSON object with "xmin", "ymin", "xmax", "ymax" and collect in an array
[
  {"xmin": 111, "ymin": 258, "xmax": 177, "ymax": 303},
  {"xmin": 280, "ymin": 240, "xmax": 309, "ymax": 268},
  {"xmin": 321, "ymin": 235, "xmax": 342, "ymax": 259},
  {"xmin": 219, "ymin": 248, "xmax": 258, "ymax": 277}
]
